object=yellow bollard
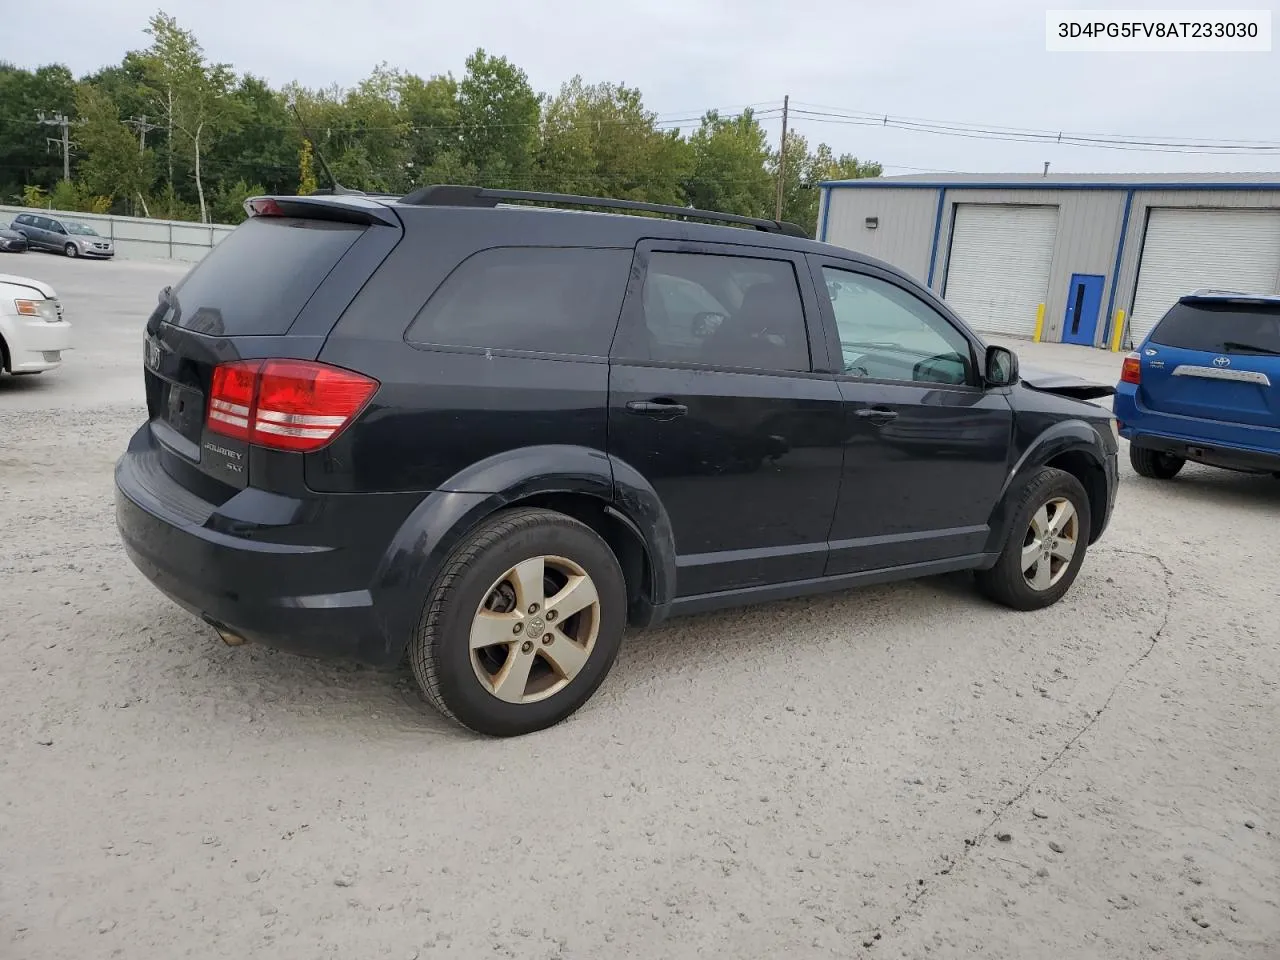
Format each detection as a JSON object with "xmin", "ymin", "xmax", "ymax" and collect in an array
[
  {"xmin": 1032, "ymin": 303, "xmax": 1045, "ymax": 342},
  {"xmin": 1110, "ymin": 309, "xmax": 1126, "ymax": 352}
]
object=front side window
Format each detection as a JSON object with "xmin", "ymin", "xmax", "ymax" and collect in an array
[
  {"xmin": 66, "ymin": 221, "xmax": 98, "ymax": 236},
  {"xmin": 407, "ymin": 246, "xmax": 631, "ymax": 357},
  {"xmin": 634, "ymin": 252, "xmax": 811, "ymax": 373},
  {"xmin": 822, "ymin": 267, "xmax": 974, "ymax": 385}
]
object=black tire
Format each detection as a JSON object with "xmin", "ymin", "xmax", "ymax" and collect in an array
[
  {"xmin": 975, "ymin": 467, "xmax": 1092, "ymax": 612},
  {"xmin": 1130, "ymin": 444, "xmax": 1184, "ymax": 479},
  {"xmin": 408, "ymin": 508, "xmax": 627, "ymax": 737},
  {"xmin": 63, "ymin": 242, "xmax": 77, "ymax": 258}
]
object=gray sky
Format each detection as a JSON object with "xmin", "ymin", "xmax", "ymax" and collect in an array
[{"xmin": 4, "ymin": 0, "xmax": 1277, "ymax": 175}]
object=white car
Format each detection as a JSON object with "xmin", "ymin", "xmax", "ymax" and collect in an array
[{"xmin": 0, "ymin": 273, "xmax": 72, "ymax": 374}]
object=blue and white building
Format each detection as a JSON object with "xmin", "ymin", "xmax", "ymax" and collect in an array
[{"xmin": 816, "ymin": 172, "xmax": 1280, "ymax": 349}]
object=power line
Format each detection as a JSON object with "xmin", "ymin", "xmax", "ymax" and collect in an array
[{"xmin": 785, "ymin": 104, "xmax": 1280, "ymax": 156}]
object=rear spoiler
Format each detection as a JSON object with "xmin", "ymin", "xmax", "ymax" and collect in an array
[
  {"xmin": 243, "ymin": 195, "xmax": 401, "ymax": 228},
  {"xmin": 1179, "ymin": 291, "xmax": 1280, "ymax": 308}
]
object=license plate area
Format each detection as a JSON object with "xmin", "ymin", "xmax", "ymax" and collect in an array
[{"xmin": 164, "ymin": 381, "xmax": 205, "ymax": 444}]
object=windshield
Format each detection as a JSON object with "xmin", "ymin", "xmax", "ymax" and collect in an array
[
  {"xmin": 1149, "ymin": 301, "xmax": 1280, "ymax": 356},
  {"xmin": 65, "ymin": 221, "xmax": 99, "ymax": 236}
]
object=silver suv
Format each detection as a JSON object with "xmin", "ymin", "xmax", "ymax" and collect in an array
[{"xmin": 10, "ymin": 213, "xmax": 115, "ymax": 259}]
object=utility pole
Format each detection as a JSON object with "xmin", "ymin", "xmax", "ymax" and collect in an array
[
  {"xmin": 775, "ymin": 94, "xmax": 790, "ymax": 221},
  {"xmin": 128, "ymin": 115, "xmax": 161, "ymax": 154},
  {"xmin": 37, "ymin": 112, "xmax": 73, "ymax": 181}
]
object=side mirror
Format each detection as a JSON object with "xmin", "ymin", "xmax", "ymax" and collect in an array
[{"xmin": 984, "ymin": 345, "xmax": 1019, "ymax": 387}]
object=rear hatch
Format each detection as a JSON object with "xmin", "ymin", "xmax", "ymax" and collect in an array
[
  {"xmin": 142, "ymin": 197, "xmax": 402, "ymax": 500},
  {"xmin": 1137, "ymin": 297, "xmax": 1280, "ymax": 429}
]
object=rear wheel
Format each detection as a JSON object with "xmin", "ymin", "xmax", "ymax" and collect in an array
[
  {"xmin": 63, "ymin": 242, "xmax": 77, "ymax": 258},
  {"xmin": 409, "ymin": 508, "xmax": 627, "ymax": 737},
  {"xmin": 975, "ymin": 467, "xmax": 1091, "ymax": 611},
  {"xmin": 1130, "ymin": 444, "xmax": 1184, "ymax": 479}
]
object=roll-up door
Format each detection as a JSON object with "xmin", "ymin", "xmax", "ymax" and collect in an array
[
  {"xmin": 1129, "ymin": 207, "xmax": 1280, "ymax": 346},
  {"xmin": 943, "ymin": 204, "xmax": 1059, "ymax": 338}
]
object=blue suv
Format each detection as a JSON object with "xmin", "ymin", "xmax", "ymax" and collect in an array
[{"xmin": 1115, "ymin": 291, "xmax": 1280, "ymax": 480}]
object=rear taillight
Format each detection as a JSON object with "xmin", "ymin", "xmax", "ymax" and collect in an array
[
  {"xmin": 207, "ymin": 359, "xmax": 378, "ymax": 452},
  {"xmin": 1120, "ymin": 352, "xmax": 1141, "ymax": 385}
]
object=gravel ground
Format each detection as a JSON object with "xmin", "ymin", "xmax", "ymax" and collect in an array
[{"xmin": 2, "ymin": 254, "xmax": 1278, "ymax": 959}]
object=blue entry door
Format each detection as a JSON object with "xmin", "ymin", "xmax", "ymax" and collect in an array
[{"xmin": 1062, "ymin": 273, "xmax": 1105, "ymax": 346}]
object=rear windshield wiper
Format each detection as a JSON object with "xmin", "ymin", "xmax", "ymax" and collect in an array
[{"xmin": 1221, "ymin": 340, "xmax": 1280, "ymax": 356}]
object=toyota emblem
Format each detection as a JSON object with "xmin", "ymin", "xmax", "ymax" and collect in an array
[{"xmin": 1213, "ymin": 356, "xmax": 1231, "ymax": 367}]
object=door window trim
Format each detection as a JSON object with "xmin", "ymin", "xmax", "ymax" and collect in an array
[
  {"xmin": 807, "ymin": 255, "xmax": 984, "ymax": 390},
  {"xmin": 613, "ymin": 239, "xmax": 834, "ymax": 378}
]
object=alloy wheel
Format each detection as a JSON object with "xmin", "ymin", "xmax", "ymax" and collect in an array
[
  {"xmin": 1021, "ymin": 497, "xmax": 1079, "ymax": 591},
  {"xmin": 469, "ymin": 555, "xmax": 601, "ymax": 704}
]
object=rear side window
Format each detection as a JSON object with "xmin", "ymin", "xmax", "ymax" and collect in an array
[
  {"xmin": 632, "ymin": 252, "xmax": 811, "ymax": 373},
  {"xmin": 1149, "ymin": 302, "xmax": 1280, "ymax": 355},
  {"xmin": 406, "ymin": 246, "xmax": 631, "ymax": 357},
  {"xmin": 168, "ymin": 217, "xmax": 364, "ymax": 336}
]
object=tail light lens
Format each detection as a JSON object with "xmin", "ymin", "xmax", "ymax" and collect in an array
[
  {"xmin": 207, "ymin": 359, "xmax": 378, "ymax": 452},
  {"xmin": 1120, "ymin": 352, "xmax": 1141, "ymax": 385}
]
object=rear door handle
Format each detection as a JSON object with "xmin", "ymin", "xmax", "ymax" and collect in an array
[
  {"xmin": 626, "ymin": 399, "xmax": 689, "ymax": 421},
  {"xmin": 856, "ymin": 406, "xmax": 899, "ymax": 424}
]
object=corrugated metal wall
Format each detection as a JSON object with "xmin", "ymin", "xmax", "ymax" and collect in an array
[
  {"xmin": 1113, "ymin": 189, "xmax": 1280, "ymax": 346},
  {"xmin": 820, "ymin": 182, "xmax": 1280, "ymax": 347},
  {"xmin": 931, "ymin": 189, "xmax": 1126, "ymax": 344},
  {"xmin": 820, "ymin": 187, "xmax": 939, "ymax": 283}
]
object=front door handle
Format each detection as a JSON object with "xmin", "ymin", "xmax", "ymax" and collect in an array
[
  {"xmin": 856, "ymin": 406, "xmax": 899, "ymax": 424},
  {"xmin": 626, "ymin": 399, "xmax": 688, "ymax": 421}
]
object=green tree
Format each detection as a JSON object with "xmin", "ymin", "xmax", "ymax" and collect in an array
[
  {"xmin": 0, "ymin": 63, "xmax": 77, "ymax": 202},
  {"xmin": 287, "ymin": 65, "xmax": 411, "ymax": 194},
  {"xmin": 537, "ymin": 76, "xmax": 691, "ymax": 204},
  {"xmin": 457, "ymin": 49, "xmax": 540, "ymax": 186},
  {"xmin": 74, "ymin": 83, "xmax": 155, "ymax": 212},
  {"xmin": 207, "ymin": 75, "xmax": 300, "ymax": 196},
  {"xmin": 683, "ymin": 108, "xmax": 774, "ymax": 218},
  {"xmin": 209, "ymin": 177, "xmax": 266, "ymax": 224},
  {"xmin": 297, "ymin": 139, "xmax": 317, "ymax": 195},
  {"xmin": 140, "ymin": 11, "xmax": 236, "ymax": 222},
  {"xmin": 397, "ymin": 70, "xmax": 463, "ymax": 187}
]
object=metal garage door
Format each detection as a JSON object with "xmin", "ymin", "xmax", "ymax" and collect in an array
[
  {"xmin": 1128, "ymin": 208, "xmax": 1280, "ymax": 345},
  {"xmin": 943, "ymin": 204, "xmax": 1058, "ymax": 337}
]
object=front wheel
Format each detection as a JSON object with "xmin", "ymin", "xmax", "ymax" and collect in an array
[
  {"xmin": 63, "ymin": 242, "xmax": 78, "ymax": 258},
  {"xmin": 409, "ymin": 508, "xmax": 628, "ymax": 737},
  {"xmin": 975, "ymin": 467, "xmax": 1091, "ymax": 611},
  {"xmin": 1130, "ymin": 445, "xmax": 1184, "ymax": 479}
]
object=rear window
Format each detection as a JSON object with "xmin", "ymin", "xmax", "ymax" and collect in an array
[
  {"xmin": 168, "ymin": 217, "xmax": 364, "ymax": 336},
  {"xmin": 1149, "ymin": 301, "xmax": 1280, "ymax": 356},
  {"xmin": 405, "ymin": 246, "xmax": 632, "ymax": 357}
]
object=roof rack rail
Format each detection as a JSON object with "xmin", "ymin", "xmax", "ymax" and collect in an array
[{"xmin": 397, "ymin": 184, "xmax": 810, "ymax": 239}]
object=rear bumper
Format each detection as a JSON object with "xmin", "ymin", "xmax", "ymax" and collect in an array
[
  {"xmin": 1115, "ymin": 388, "xmax": 1280, "ymax": 473},
  {"xmin": 1124, "ymin": 432, "xmax": 1280, "ymax": 473},
  {"xmin": 114, "ymin": 426, "xmax": 420, "ymax": 666}
]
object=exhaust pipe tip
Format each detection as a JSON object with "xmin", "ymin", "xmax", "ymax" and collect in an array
[
  {"xmin": 204, "ymin": 617, "xmax": 248, "ymax": 647},
  {"xmin": 217, "ymin": 629, "xmax": 247, "ymax": 647}
]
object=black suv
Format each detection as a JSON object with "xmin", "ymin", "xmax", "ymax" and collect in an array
[{"xmin": 115, "ymin": 186, "xmax": 1120, "ymax": 737}]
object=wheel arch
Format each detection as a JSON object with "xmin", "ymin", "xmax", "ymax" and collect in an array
[
  {"xmin": 368, "ymin": 445, "xmax": 677, "ymax": 665},
  {"xmin": 985, "ymin": 420, "xmax": 1111, "ymax": 553}
]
